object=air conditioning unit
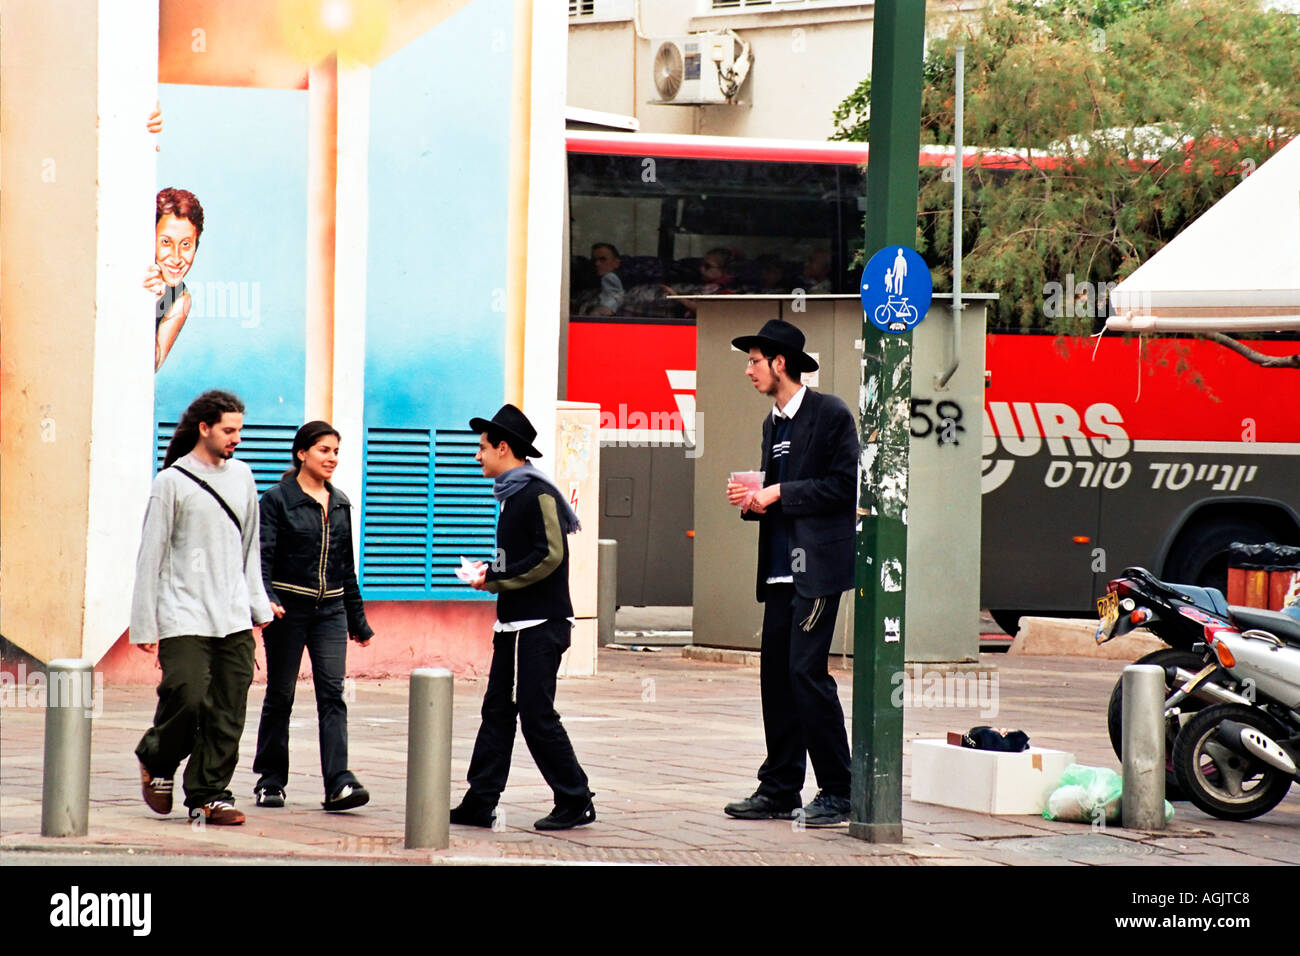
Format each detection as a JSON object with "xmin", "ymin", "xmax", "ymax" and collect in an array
[{"xmin": 650, "ymin": 31, "xmax": 752, "ymax": 106}]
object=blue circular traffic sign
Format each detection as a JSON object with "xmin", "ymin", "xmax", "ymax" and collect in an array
[{"xmin": 860, "ymin": 246, "xmax": 932, "ymax": 334}]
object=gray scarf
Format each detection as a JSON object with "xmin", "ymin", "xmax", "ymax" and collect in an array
[{"xmin": 493, "ymin": 464, "xmax": 581, "ymax": 534}]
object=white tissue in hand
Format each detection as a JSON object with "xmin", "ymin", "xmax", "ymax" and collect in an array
[{"xmin": 454, "ymin": 556, "xmax": 479, "ymax": 584}]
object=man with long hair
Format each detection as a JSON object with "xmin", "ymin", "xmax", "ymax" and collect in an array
[{"xmin": 131, "ymin": 389, "xmax": 273, "ymax": 825}]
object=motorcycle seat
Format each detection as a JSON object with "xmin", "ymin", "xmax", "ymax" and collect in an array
[
  {"xmin": 1228, "ymin": 605, "xmax": 1300, "ymax": 647},
  {"xmin": 1172, "ymin": 585, "xmax": 1230, "ymax": 618}
]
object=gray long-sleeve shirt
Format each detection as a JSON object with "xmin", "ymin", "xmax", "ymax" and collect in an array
[{"xmin": 129, "ymin": 452, "xmax": 273, "ymax": 644}]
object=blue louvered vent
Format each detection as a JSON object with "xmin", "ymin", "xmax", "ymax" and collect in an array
[
  {"xmin": 431, "ymin": 431, "xmax": 497, "ymax": 590},
  {"xmin": 361, "ymin": 428, "xmax": 433, "ymax": 593},
  {"xmin": 155, "ymin": 422, "xmax": 296, "ymax": 495}
]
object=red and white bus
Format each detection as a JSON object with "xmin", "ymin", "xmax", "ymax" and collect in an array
[{"xmin": 563, "ymin": 130, "xmax": 1300, "ymax": 629}]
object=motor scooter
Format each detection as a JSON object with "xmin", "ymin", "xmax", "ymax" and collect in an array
[
  {"xmin": 1169, "ymin": 606, "xmax": 1300, "ymax": 820},
  {"xmin": 1096, "ymin": 568, "xmax": 1247, "ymax": 795}
]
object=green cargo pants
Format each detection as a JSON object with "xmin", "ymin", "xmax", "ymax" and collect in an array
[{"xmin": 135, "ymin": 631, "xmax": 255, "ymax": 809}]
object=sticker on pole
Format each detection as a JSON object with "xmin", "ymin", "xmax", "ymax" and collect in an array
[{"xmin": 860, "ymin": 246, "xmax": 932, "ymax": 334}]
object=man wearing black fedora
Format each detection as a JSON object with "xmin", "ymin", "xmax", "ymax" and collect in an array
[
  {"xmin": 724, "ymin": 319, "xmax": 858, "ymax": 827},
  {"xmin": 449, "ymin": 403, "xmax": 595, "ymax": 831}
]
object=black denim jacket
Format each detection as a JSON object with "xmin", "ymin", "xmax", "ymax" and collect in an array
[{"xmin": 259, "ymin": 475, "xmax": 373, "ymax": 640}]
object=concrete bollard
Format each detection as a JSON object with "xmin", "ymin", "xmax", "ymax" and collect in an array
[
  {"xmin": 1121, "ymin": 664, "xmax": 1167, "ymax": 830},
  {"xmin": 41, "ymin": 659, "xmax": 95, "ymax": 837},
  {"xmin": 598, "ymin": 538, "xmax": 618, "ymax": 646},
  {"xmin": 405, "ymin": 667, "xmax": 453, "ymax": 850}
]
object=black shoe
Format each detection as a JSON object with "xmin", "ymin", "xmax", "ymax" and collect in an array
[
  {"xmin": 322, "ymin": 782, "xmax": 370, "ymax": 812},
  {"xmin": 534, "ymin": 799, "xmax": 596, "ymax": 831},
  {"xmin": 723, "ymin": 792, "xmax": 799, "ymax": 820},
  {"xmin": 801, "ymin": 791, "xmax": 850, "ymax": 827},
  {"xmin": 255, "ymin": 785, "xmax": 286, "ymax": 808},
  {"xmin": 449, "ymin": 797, "xmax": 497, "ymax": 828}
]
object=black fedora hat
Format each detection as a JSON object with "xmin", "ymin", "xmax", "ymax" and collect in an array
[
  {"xmin": 731, "ymin": 318, "xmax": 818, "ymax": 373},
  {"xmin": 469, "ymin": 403, "xmax": 543, "ymax": 459}
]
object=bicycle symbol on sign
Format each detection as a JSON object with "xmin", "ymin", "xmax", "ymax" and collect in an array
[{"xmin": 874, "ymin": 295, "xmax": 919, "ymax": 332}]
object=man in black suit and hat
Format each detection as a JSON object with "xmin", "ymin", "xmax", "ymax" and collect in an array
[
  {"xmin": 723, "ymin": 319, "xmax": 859, "ymax": 827},
  {"xmin": 449, "ymin": 404, "xmax": 595, "ymax": 832}
]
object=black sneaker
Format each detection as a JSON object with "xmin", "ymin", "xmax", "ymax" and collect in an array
[
  {"xmin": 255, "ymin": 785, "xmax": 286, "ymax": 808},
  {"xmin": 534, "ymin": 799, "xmax": 596, "ymax": 831},
  {"xmin": 723, "ymin": 791, "xmax": 799, "ymax": 820},
  {"xmin": 801, "ymin": 791, "xmax": 850, "ymax": 827},
  {"xmin": 449, "ymin": 797, "xmax": 497, "ymax": 828},
  {"xmin": 322, "ymin": 782, "xmax": 370, "ymax": 812}
]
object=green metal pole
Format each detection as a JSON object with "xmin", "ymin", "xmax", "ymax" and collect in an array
[{"xmin": 850, "ymin": 0, "xmax": 927, "ymax": 844}]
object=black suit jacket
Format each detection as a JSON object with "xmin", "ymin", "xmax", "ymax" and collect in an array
[{"xmin": 743, "ymin": 388, "xmax": 859, "ymax": 601}]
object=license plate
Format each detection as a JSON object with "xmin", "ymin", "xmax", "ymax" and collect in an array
[{"xmin": 1095, "ymin": 592, "xmax": 1118, "ymax": 643}]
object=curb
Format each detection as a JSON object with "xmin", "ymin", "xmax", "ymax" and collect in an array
[{"xmin": 1009, "ymin": 617, "xmax": 1168, "ymax": 659}]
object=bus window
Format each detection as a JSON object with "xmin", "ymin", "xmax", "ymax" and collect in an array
[{"xmin": 568, "ymin": 153, "xmax": 863, "ymax": 320}]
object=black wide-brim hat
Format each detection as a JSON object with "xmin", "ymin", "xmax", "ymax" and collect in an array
[
  {"xmin": 469, "ymin": 403, "xmax": 543, "ymax": 459},
  {"xmin": 731, "ymin": 318, "xmax": 818, "ymax": 373}
]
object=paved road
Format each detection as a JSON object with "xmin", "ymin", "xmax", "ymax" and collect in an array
[{"xmin": 3, "ymin": 647, "xmax": 1297, "ymax": 866}]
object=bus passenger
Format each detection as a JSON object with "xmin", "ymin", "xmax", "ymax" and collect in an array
[
  {"xmin": 661, "ymin": 246, "xmax": 736, "ymax": 315},
  {"xmin": 796, "ymin": 248, "xmax": 833, "ymax": 295},
  {"xmin": 589, "ymin": 242, "xmax": 625, "ymax": 316}
]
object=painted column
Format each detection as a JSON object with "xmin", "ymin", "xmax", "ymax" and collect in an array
[
  {"xmin": 334, "ymin": 63, "xmax": 370, "ymax": 565},
  {"xmin": 306, "ymin": 55, "xmax": 339, "ymax": 421},
  {"xmin": 0, "ymin": 0, "xmax": 157, "ymax": 663},
  {"xmin": 504, "ymin": 0, "xmax": 534, "ymax": 410},
  {"xmin": 521, "ymin": 0, "xmax": 568, "ymax": 457}
]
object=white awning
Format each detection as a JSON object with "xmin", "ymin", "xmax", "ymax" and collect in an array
[{"xmin": 1108, "ymin": 137, "xmax": 1300, "ymax": 332}]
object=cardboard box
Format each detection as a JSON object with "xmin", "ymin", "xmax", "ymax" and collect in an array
[{"xmin": 910, "ymin": 739, "xmax": 1075, "ymax": 815}]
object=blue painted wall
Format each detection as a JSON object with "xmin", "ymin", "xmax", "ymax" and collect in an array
[
  {"xmin": 361, "ymin": 0, "xmax": 515, "ymax": 599},
  {"xmin": 154, "ymin": 84, "xmax": 308, "ymax": 428},
  {"xmin": 365, "ymin": 0, "xmax": 513, "ymax": 428}
]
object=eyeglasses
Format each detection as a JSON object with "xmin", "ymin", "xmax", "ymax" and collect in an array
[{"xmin": 746, "ymin": 357, "xmax": 772, "ymax": 368}]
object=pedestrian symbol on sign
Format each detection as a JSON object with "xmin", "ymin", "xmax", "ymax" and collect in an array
[{"xmin": 860, "ymin": 246, "xmax": 932, "ymax": 334}]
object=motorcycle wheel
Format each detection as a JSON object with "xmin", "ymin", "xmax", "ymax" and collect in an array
[
  {"xmin": 1106, "ymin": 647, "xmax": 1222, "ymax": 800},
  {"xmin": 1171, "ymin": 703, "xmax": 1293, "ymax": 821}
]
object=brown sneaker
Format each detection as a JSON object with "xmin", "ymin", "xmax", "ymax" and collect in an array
[
  {"xmin": 188, "ymin": 800, "xmax": 245, "ymax": 826},
  {"xmin": 139, "ymin": 761, "xmax": 173, "ymax": 815}
]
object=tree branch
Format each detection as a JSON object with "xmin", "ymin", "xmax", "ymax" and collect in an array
[{"xmin": 1204, "ymin": 332, "xmax": 1300, "ymax": 369}]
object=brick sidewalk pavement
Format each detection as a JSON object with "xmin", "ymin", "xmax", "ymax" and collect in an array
[{"xmin": 2, "ymin": 647, "xmax": 1297, "ymax": 866}]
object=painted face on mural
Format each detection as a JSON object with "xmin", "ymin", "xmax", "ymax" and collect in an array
[
  {"xmin": 299, "ymin": 436, "xmax": 339, "ymax": 483},
  {"xmin": 155, "ymin": 213, "xmax": 199, "ymax": 287}
]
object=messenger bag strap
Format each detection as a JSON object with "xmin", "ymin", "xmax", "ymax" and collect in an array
[{"xmin": 172, "ymin": 465, "xmax": 243, "ymax": 535}]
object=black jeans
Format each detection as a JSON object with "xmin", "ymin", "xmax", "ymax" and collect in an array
[
  {"xmin": 253, "ymin": 598, "xmax": 356, "ymax": 796},
  {"xmin": 464, "ymin": 620, "xmax": 591, "ymax": 808},
  {"xmin": 135, "ymin": 631, "xmax": 255, "ymax": 809},
  {"xmin": 756, "ymin": 585, "xmax": 851, "ymax": 802}
]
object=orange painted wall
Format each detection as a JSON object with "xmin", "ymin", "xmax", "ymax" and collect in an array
[{"xmin": 91, "ymin": 600, "xmax": 496, "ymax": 684}]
